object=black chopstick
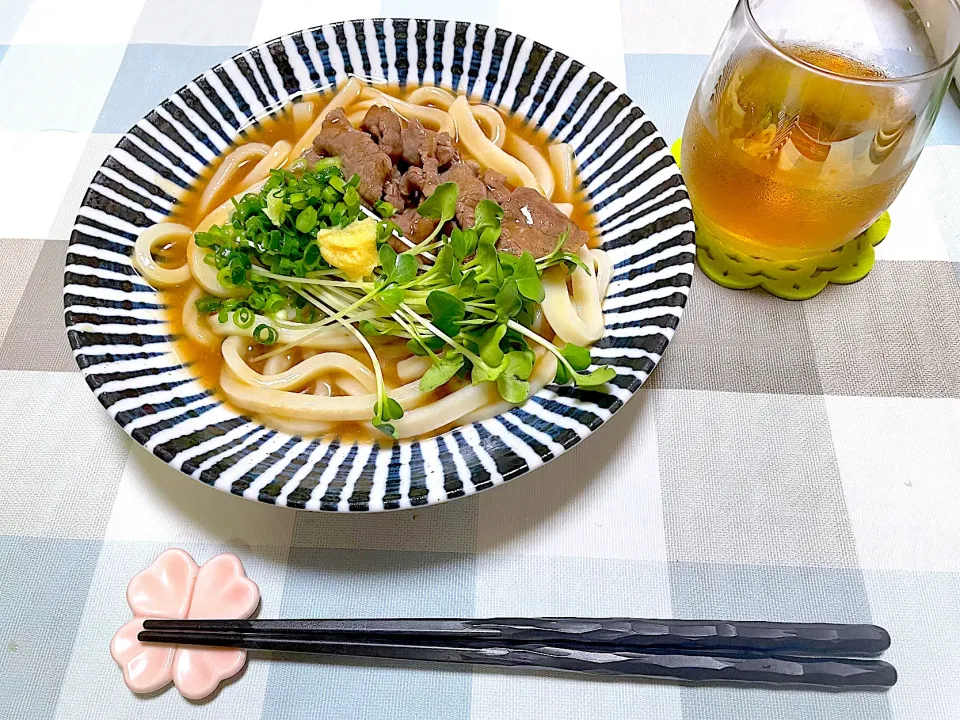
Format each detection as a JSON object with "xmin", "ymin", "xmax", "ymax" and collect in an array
[
  {"xmin": 136, "ymin": 630, "xmax": 897, "ymax": 689},
  {"xmin": 138, "ymin": 617, "xmax": 895, "ymax": 689},
  {"xmin": 141, "ymin": 617, "xmax": 890, "ymax": 657}
]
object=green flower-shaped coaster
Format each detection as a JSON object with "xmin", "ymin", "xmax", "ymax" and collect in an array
[{"xmin": 671, "ymin": 139, "xmax": 890, "ymax": 300}]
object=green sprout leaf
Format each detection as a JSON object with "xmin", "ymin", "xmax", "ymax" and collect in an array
[
  {"xmin": 470, "ymin": 358, "xmax": 506, "ymax": 385},
  {"xmin": 373, "ymin": 396, "xmax": 404, "ymax": 439},
  {"xmin": 378, "ymin": 243, "xmax": 397, "ymax": 278},
  {"xmin": 451, "ymin": 228, "xmax": 478, "ymax": 262},
  {"xmin": 559, "ymin": 343, "xmax": 591, "ymax": 372},
  {"xmin": 392, "ymin": 253, "xmax": 418, "ymax": 285},
  {"xmin": 432, "ymin": 246, "xmax": 454, "ymax": 279},
  {"xmin": 419, "ymin": 353, "xmax": 464, "ymax": 392},
  {"xmin": 359, "ymin": 320, "xmax": 387, "ymax": 336},
  {"xmin": 378, "ymin": 287, "xmax": 405, "ymax": 311},
  {"xmin": 417, "ymin": 182, "xmax": 459, "ymax": 223},
  {"xmin": 495, "ymin": 278, "xmax": 522, "ymax": 320},
  {"xmin": 496, "ymin": 374, "xmax": 530, "ymax": 404},
  {"xmin": 478, "ymin": 323, "xmax": 507, "ymax": 367},
  {"xmin": 513, "ymin": 251, "xmax": 544, "ymax": 302},
  {"xmin": 572, "ymin": 366, "xmax": 616, "ymax": 387},
  {"xmin": 473, "ymin": 199, "xmax": 503, "ymax": 234},
  {"xmin": 426, "ymin": 290, "xmax": 466, "ymax": 336},
  {"xmin": 474, "ymin": 236, "xmax": 500, "ymax": 284},
  {"xmin": 503, "ymin": 349, "xmax": 535, "ymax": 381}
]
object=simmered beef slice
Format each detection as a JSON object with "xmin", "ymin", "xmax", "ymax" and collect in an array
[
  {"xmin": 392, "ymin": 208, "xmax": 439, "ymax": 245},
  {"xmin": 400, "ymin": 118, "xmax": 458, "ymax": 168},
  {"xmin": 439, "ymin": 162, "xmax": 488, "ymax": 229},
  {"xmin": 312, "ymin": 108, "xmax": 392, "ymax": 204},
  {"xmin": 361, "ymin": 106, "xmax": 403, "ymax": 160},
  {"xmin": 482, "ymin": 168, "xmax": 510, "ymax": 204},
  {"xmin": 497, "ymin": 187, "xmax": 588, "ymax": 258},
  {"xmin": 399, "ymin": 157, "xmax": 441, "ymax": 202},
  {"xmin": 383, "ymin": 179, "xmax": 404, "ymax": 210}
]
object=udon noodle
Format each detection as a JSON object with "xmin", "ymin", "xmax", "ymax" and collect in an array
[{"xmin": 134, "ymin": 79, "xmax": 609, "ymax": 441}]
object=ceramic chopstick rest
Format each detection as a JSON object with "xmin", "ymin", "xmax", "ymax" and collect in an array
[{"xmin": 110, "ymin": 548, "xmax": 260, "ymax": 700}]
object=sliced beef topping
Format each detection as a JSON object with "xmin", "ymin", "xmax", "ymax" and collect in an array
[
  {"xmin": 400, "ymin": 118, "xmax": 458, "ymax": 169},
  {"xmin": 312, "ymin": 108, "xmax": 392, "ymax": 204},
  {"xmin": 392, "ymin": 208, "xmax": 439, "ymax": 246},
  {"xmin": 497, "ymin": 187, "xmax": 588, "ymax": 258},
  {"xmin": 439, "ymin": 162, "xmax": 488, "ymax": 229},
  {"xmin": 435, "ymin": 131, "xmax": 457, "ymax": 167},
  {"xmin": 399, "ymin": 157, "xmax": 441, "ymax": 202},
  {"xmin": 482, "ymin": 168, "xmax": 510, "ymax": 204},
  {"xmin": 361, "ymin": 106, "xmax": 403, "ymax": 160},
  {"xmin": 383, "ymin": 179, "xmax": 404, "ymax": 211}
]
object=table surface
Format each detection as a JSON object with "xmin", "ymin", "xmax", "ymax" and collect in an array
[{"xmin": 2, "ymin": 1, "xmax": 959, "ymax": 718}]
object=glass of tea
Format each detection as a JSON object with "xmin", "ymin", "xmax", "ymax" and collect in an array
[{"xmin": 682, "ymin": 0, "xmax": 960, "ymax": 261}]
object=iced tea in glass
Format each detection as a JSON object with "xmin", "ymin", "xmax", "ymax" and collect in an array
[{"xmin": 682, "ymin": 0, "xmax": 960, "ymax": 260}]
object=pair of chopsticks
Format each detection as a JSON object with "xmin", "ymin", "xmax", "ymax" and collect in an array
[{"xmin": 138, "ymin": 617, "xmax": 896, "ymax": 689}]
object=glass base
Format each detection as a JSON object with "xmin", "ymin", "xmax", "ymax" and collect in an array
[{"xmin": 671, "ymin": 139, "xmax": 891, "ymax": 300}]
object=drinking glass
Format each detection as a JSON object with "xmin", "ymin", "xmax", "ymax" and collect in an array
[{"xmin": 681, "ymin": 0, "xmax": 960, "ymax": 261}]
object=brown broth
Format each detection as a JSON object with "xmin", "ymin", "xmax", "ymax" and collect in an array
[{"xmin": 163, "ymin": 83, "xmax": 597, "ymax": 441}]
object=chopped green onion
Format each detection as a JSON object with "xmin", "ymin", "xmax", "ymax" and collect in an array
[
  {"xmin": 374, "ymin": 200, "xmax": 397, "ymax": 218},
  {"xmin": 194, "ymin": 295, "xmax": 221, "ymax": 314},
  {"xmin": 264, "ymin": 293, "xmax": 286, "ymax": 314},
  {"xmin": 254, "ymin": 323, "xmax": 278, "ymax": 345},
  {"xmin": 233, "ymin": 306, "xmax": 254, "ymax": 329}
]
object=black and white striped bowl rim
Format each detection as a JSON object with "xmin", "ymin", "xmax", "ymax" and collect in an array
[{"xmin": 64, "ymin": 19, "xmax": 695, "ymax": 512}]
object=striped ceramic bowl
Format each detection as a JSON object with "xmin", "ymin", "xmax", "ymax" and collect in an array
[{"xmin": 64, "ymin": 19, "xmax": 695, "ymax": 512}]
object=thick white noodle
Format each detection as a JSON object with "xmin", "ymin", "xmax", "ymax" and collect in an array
[
  {"xmin": 393, "ymin": 381, "xmax": 499, "ymax": 438},
  {"xmin": 220, "ymin": 367, "xmax": 431, "ymax": 421},
  {"xmin": 554, "ymin": 202, "xmax": 574, "ymax": 218},
  {"xmin": 196, "ymin": 143, "xmax": 270, "ymax": 218},
  {"xmin": 263, "ymin": 353, "xmax": 295, "ymax": 377},
  {"xmin": 240, "ymin": 140, "xmax": 291, "ymax": 187},
  {"xmin": 210, "ymin": 315, "xmax": 362, "ymax": 350},
  {"xmin": 222, "ymin": 336, "xmax": 375, "ymax": 392},
  {"xmin": 397, "ymin": 355, "xmax": 432, "ymax": 383},
  {"xmin": 259, "ymin": 414, "xmax": 336, "ymax": 436},
  {"xmin": 590, "ymin": 248, "xmax": 612, "ymax": 299},
  {"xmin": 336, "ymin": 377, "xmax": 371, "ymax": 396},
  {"xmin": 406, "ymin": 90, "xmax": 504, "ymax": 146},
  {"xmin": 460, "ymin": 349, "xmax": 558, "ymax": 424},
  {"xmin": 182, "ymin": 285, "xmax": 219, "ymax": 348},
  {"xmin": 406, "ymin": 86, "xmax": 455, "ymax": 109},
  {"xmin": 289, "ymin": 77, "xmax": 363, "ymax": 160},
  {"xmin": 541, "ymin": 245, "xmax": 605, "ymax": 346},
  {"xmin": 349, "ymin": 98, "xmax": 378, "ymax": 114},
  {"xmin": 548, "ymin": 143, "xmax": 576, "ymax": 202},
  {"xmin": 346, "ymin": 109, "xmax": 368, "ymax": 126},
  {"xmin": 503, "ymin": 130, "xmax": 555, "ymax": 199},
  {"xmin": 530, "ymin": 305, "xmax": 550, "ymax": 336},
  {"xmin": 133, "ymin": 223, "xmax": 193, "ymax": 287},
  {"xmin": 292, "ymin": 101, "xmax": 315, "ymax": 138},
  {"xmin": 449, "ymin": 97, "xmax": 540, "ymax": 191},
  {"xmin": 470, "ymin": 104, "xmax": 506, "ymax": 147},
  {"xmin": 187, "ymin": 178, "xmax": 268, "ymax": 298},
  {"xmin": 359, "ymin": 88, "xmax": 457, "ymax": 137}
]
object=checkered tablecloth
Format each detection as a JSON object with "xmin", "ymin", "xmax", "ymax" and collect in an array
[{"xmin": 2, "ymin": 0, "xmax": 959, "ymax": 717}]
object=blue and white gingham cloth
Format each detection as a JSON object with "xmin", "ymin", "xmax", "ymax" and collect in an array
[{"xmin": 1, "ymin": 1, "xmax": 959, "ymax": 717}]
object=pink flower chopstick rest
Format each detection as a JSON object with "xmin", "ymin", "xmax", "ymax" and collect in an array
[{"xmin": 110, "ymin": 549, "xmax": 260, "ymax": 700}]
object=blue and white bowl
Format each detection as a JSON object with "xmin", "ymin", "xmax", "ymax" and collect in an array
[{"xmin": 64, "ymin": 19, "xmax": 695, "ymax": 512}]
